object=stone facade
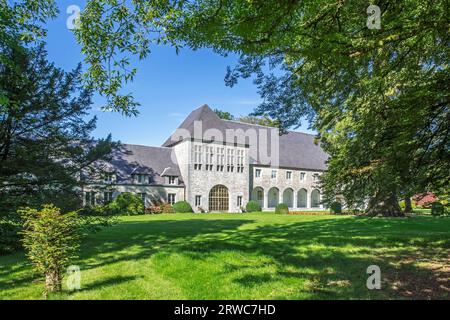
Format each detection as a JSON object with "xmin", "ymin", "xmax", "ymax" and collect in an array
[
  {"xmin": 250, "ymin": 166, "xmax": 323, "ymax": 210},
  {"xmin": 84, "ymin": 104, "xmax": 328, "ymax": 212}
]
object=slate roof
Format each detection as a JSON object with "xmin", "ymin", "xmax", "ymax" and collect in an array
[
  {"xmin": 163, "ymin": 104, "xmax": 328, "ymax": 171},
  {"xmin": 106, "ymin": 144, "xmax": 183, "ymax": 185}
]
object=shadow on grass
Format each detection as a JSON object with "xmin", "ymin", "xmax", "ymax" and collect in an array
[{"xmin": 1, "ymin": 216, "xmax": 449, "ymax": 299}]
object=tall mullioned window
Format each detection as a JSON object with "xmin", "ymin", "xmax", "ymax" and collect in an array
[
  {"xmin": 255, "ymin": 169, "xmax": 261, "ymax": 178},
  {"xmin": 195, "ymin": 195, "xmax": 202, "ymax": 207},
  {"xmin": 271, "ymin": 170, "xmax": 277, "ymax": 179},
  {"xmin": 194, "ymin": 145, "xmax": 202, "ymax": 170},
  {"xmin": 216, "ymin": 147, "xmax": 225, "ymax": 171},
  {"xmin": 205, "ymin": 146, "xmax": 214, "ymax": 171},
  {"xmin": 236, "ymin": 150, "xmax": 245, "ymax": 173},
  {"xmin": 226, "ymin": 149, "xmax": 234, "ymax": 172}
]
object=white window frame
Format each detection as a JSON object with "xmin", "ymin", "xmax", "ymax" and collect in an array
[
  {"xmin": 195, "ymin": 195, "xmax": 202, "ymax": 207},
  {"xmin": 103, "ymin": 191, "xmax": 113, "ymax": 203},
  {"xmin": 168, "ymin": 176, "xmax": 176, "ymax": 185},
  {"xmin": 271, "ymin": 170, "xmax": 277, "ymax": 179},
  {"xmin": 286, "ymin": 171, "xmax": 292, "ymax": 180},
  {"xmin": 104, "ymin": 172, "xmax": 115, "ymax": 183},
  {"xmin": 168, "ymin": 193, "xmax": 176, "ymax": 205},
  {"xmin": 300, "ymin": 172, "xmax": 306, "ymax": 181},
  {"xmin": 255, "ymin": 168, "xmax": 261, "ymax": 178}
]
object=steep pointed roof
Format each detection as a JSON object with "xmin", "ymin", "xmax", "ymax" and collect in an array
[
  {"xmin": 162, "ymin": 104, "xmax": 228, "ymax": 147},
  {"xmin": 162, "ymin": 104, "xmax": 328, "ymax": 171}
]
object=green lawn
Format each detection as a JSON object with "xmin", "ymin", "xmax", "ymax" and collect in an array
[{"xmin": 0, "ymin": 213, "xmax": 449, "ymax": 300}]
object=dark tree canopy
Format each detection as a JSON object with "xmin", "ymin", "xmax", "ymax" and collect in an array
[{"xmin": 74, "ymin": 0, "xmax": 449, "ymax": 215}]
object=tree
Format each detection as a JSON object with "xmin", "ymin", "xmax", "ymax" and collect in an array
[
  {"xmin": 74, "ymin": 1, "xmax": 449, "ymax": 216},
  {"xmin": 214, "ymin": 109, "xmax": 280, "ymax": 127},
  {"xmin": 0, "ymin": 43, "xmax": 116, "ymax": 252},
  {"xmin": 214, "ymin": 109, "xmax": 234, "ymax": 120},
  {"xmin": 19, "ymin": 205, "xmax": 79, "ymax": 297}
]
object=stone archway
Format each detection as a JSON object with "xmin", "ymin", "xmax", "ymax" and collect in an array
[
  {"xmin": 251, "ymin": 187, "xmax": 264, "ymax": 208},
  {"xmin": 268, "ymin": 187, "xmax": 279, "ymax": 208},
  {"xmin": 209, "ymin": 185, "xmax": 229, "ymax": 212},
  {"xmin": 297, "ymin": 188, "xmax": 307, "ymax": 208},
  {"xmin": 283, "ymin": 188, "xmax": 294, "ymax": 207},
  {"xmin": 311, "ymin": 189, "xmax": 320, "ymax": 208}
]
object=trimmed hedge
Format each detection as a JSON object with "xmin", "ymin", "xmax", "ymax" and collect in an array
[
  {"xmin": 431, "ymin": 202, "xmax": 445, "ymax": 216},
  {"xmin": 330, "ymin": 202, "xmax": 342, "ymax": 214},
  {"xmin": 246, "ymin": 200, "xmax": 262, "ymax": 212},
  {"xmin": 275, "ymin": 203, "xmax": 289, "ymax": 214},
  {"xmin": 172, "ymin": 201, "xmax": 193, "ymax": 213}
]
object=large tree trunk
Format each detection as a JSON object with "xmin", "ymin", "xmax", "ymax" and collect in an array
[
  {"xmin": 404, "ymin": 197, "xmax": 412, "ymax": 213},
  {"xmin": 366, "ymin": 192, "xmax": 404, "ymax": 217}
]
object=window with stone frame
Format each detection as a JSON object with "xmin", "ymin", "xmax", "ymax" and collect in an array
[
  {"xmin": 168, "ymin": 193, "xmax": 176, "ymax": 205},
  {"xmin": 236, "ymin": 149, "xmax": 245, "ymax": 173},
  {"xmin": 271, "ymin": 170, "xmax": 277, "ymax": 179},
  {"xmin": 216, "ymin": 147, "xmax": 225, "ymax": 171},
  {"xmin": 195, "ymin": 195, "xmax": 202, "ymax": 207},
  {"xmin": 205, "ymin": 146, "xmax": 214, "ymax": 171},
  {"xmin": 193, "ymin": 144, "xmax": 202, "ymax": 170},
  {"xmin": 237, "ymin": 196, "xmax": 243, "ymax": 207},
  {"xmin": 226, "ymin": 148, "xmax": 235, "ymax": 172},
  {"xmin": 286, "ymin": 171, "xmax": 292, "ymax": 180},
  {"xmin": 255, "ymin": 168, "xmax": 261, "ymax": 178},
  {"xmin": 300, "ymin": 172, "xmax": 306, "ymax": 181}
]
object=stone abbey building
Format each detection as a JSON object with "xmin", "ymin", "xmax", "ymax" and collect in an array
[{"xmin": 84, "ymin": 105, "xmax": 328, "ymax": 212}]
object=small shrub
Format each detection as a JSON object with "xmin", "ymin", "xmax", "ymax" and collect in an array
[
  {"xmin": 106, "ymin": 192, "xmax": 144, "ymax": 215},
  {"xmin": 275, "ymin": 203, "xmax": 289, "ymax": 214},
  {"xmin": 246, "ymin": 200, "xmax": 262, "ymax": 212},
  {"xmin": 19, "ymin": 204, "xmax": 79, "ymax": 298},
  {"xmin": 146, "ymin": 202, "xmax": 174, "ymax": 214},
  {"xmin": 172, "ymin": 201, "xmax": 193, "ymax": 213},
  {"xmin": 431, "ymin": 202, "xmax": 445, "ymax": 216},
  {"xmin": 330, "ymin": 201, "xmax": 342, "ymax": 214}
]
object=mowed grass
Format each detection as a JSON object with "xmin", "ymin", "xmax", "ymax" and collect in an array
[{"xmin": 0, "ymin": 213, "xmax": 449, "ymax": 300}]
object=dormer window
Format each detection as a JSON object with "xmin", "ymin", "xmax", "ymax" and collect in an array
[
  {"xmin": 134, "ymin": 174, "xmax": 147, "ymax": 184},
  {"xmin": 168, "ymin": 176, "xmax": 177, "ymax": 185},
  {"xmin": 104, "ymin": 172, "xmax": 115, "ymax": 183}
]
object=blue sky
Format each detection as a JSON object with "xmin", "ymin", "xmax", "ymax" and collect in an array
[{"xmin": 44, "ymin": 1, "xmax": 314, "ymax": 146}]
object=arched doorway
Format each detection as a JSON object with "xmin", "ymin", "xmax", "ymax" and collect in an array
[
  {"xmin": 297, "ymin": 189, "xmax": 307, "ymax": 208},
  {"xmin": 283, "ymin": 188, "xmax": 294, "ymax": 207},
  {"xmin": 268, "ymin": 187, "xmax": 279, "ymax": 208},
  {"xmin": 209, "ymin": 185, "xmax": 229, "ymax": 212},
  {"xmin": 311, "ymin": 189, "xmax": 320, "ymax": 208},
  {"xmin": 251, "ymin": 187, "xmax": 264, "ymax": 208}
]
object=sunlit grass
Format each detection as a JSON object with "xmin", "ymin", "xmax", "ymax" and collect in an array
[{"xmin": 0, "ymin": 213, "xmax": 448, "ymax": 300}]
